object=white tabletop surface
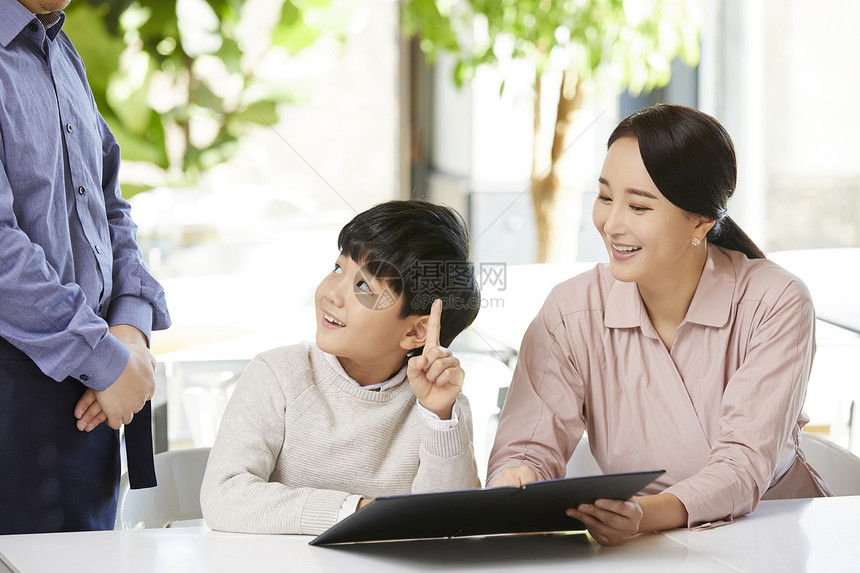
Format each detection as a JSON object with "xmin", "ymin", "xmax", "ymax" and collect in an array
[{"xmin": 2, "ymin": 496, "xmax": 858, "ymax": 573}]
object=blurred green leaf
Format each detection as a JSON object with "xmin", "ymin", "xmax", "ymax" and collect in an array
[
  {"xmin": 232, "ymin": 100, "xmax": 279, "ymax": 127},
  {"xmin": 272, "ymin": 1, "xmax": 322, "ymax": 54},
  {"xmin": 402, "ymin": 0, "xmax": 704, "ymax": 261},
  {"xmin": 74, "ymin": 0, "xmax": 133, "ymax": 34},
  {"xmin": 62, "ymin": 3, "xmax": 125, "ymax": 112},
  {"xmin": 64, "ymin": 0, "xmax": 338, "ymax": 193},
  {"xmin": 190, "ymin": 81, "xmax": 224, "ymax": 114},
  {"xmin": 401, "ymin": 0, "xmax": 703, "ymax": 96},
  {"xmin": 216, "ymin": 36, "xmax": 243, "ymax": 74},
  {"xmin": 119, "ymin": 182, "xmax": 151, "ymax": 199},
  {"xmin": 109, "ymin": 119, "xmax": 168, "ymax": 167}
]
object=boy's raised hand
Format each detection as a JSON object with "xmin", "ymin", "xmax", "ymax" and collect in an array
[{"xmin": 407, "ymin": 299, "xmax": 464, "ymax": 420}]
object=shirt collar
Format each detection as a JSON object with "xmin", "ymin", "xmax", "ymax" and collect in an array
[
  {"xmin": 604, "ymin": 278, "xmax": 643, "ymax": 328},
  {"xmin": 682, "ymin": 245, "xmax": 736, "ymax": 327},
  {"xmin": 603, "ymin": 244, "xmax": 736, "ymax": 330},
  {"xmin": 0, "ymin": 0, "xmax": 65, "ymax": 48},
  {"xmin": 321, "ymin": 349, "xmax": 408, "ymax": 391}
]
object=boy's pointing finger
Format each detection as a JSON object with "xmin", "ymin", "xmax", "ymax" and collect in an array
[{"xmin": 426, "ymin": 299, "xmax": 442, "ymax": 349}]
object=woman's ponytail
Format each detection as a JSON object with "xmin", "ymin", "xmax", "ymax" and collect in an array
[{"xmin": 708, "ymin": 215, "xmax": 765, "ymax": 259}]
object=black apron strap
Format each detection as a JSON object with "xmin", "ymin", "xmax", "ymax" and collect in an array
[{"xmin": 124, "ymin": 400, "xmax": 157, "ymax": 489}]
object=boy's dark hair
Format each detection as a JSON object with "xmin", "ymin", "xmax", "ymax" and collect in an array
[{"xmin": 338, "ymin": 200, "xmax": 480, "ymax": 350}]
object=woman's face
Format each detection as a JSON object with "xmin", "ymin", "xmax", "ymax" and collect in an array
[{"xmin": 592, "ymin": 136, "xmax": 709, "ymax": 288}]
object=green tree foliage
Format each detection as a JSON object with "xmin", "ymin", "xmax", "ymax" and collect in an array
[
  {"xmin": 403, "ymin": 0, "xmax": 700, "ymax": 92},
  {"xmin": 64, "ymin": 0, "xmax": 336, "ymax": 195},
  {"xmin": 402, "ymin": 0, "xmax": 702, "ymax": 261}
]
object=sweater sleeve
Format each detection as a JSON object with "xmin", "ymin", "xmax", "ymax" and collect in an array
[
  {"xmin": 411, "ymin": 393, "xmax": 481, "ymax": 493},
  {"xmin": 200, "ymin": 356, "xmax": 350, "ymax": 535}
]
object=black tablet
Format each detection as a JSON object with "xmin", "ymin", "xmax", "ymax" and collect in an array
[{"xmin": 310, "ymin": 470, "xmax": 664, "ymax": 546}]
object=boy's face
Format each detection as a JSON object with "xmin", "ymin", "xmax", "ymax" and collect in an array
[{"xmin": 314, "ymin": 254, "xmax": 417, "ymax": 371}]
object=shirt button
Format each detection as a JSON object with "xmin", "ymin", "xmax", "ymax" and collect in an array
[
  {"xmin": 95, "ymin": 245, "xmax": 102, "ymax": 254},
  {"xmin": 80, "ymin": 374, "xmax": 89, "ymax": 382},
  {"xmin": 28, "ymin": 23, "xmax": 37, "ymax": 32},
  {"xmin": 78, "ymin": 186, "xmax": 86, "ymax": 195},
  {"xmin": 66, "ymin": 124, "xmax": 73, "ymax": 133}
]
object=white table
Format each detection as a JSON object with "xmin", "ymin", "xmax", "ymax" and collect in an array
[{"xmin": 2, "ymin": 497, "xmax": 858, "ymax": 573}]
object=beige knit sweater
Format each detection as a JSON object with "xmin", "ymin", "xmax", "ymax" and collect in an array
[{"xmin": 200, "ymin": 342, "xmax": 480, "ymax": 534}]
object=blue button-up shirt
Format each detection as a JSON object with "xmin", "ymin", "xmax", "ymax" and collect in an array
[{"xmin": 0, "ymin": 0, "xmax": 171, "ymax": 391}]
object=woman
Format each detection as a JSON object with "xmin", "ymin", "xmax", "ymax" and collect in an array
[{"xmin": 487, "ymin": 104, "xmax": 831, "ymax": 546}]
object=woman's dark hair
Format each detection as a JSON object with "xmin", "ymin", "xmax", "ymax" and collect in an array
[
  {"xmin": 608, "ymin": 104, "xmax": 765, "ymax": 259},
  {"xmin": 338, "ymin": 200, "xmax": 481, "ymax": 349}
]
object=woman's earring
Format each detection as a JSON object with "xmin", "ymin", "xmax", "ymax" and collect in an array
[{"xmin": 691, "ymin": 237, "xmax": 702, "ymax": 247}]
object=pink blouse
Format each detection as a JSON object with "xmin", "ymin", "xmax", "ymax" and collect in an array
[{"xmin": 488, "ymin": 245, "xmax": 831, "ymax": 527}]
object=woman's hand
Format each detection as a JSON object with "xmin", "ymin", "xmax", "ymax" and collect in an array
[
  {"xmin": 566, "ymin": 497, "xmax": 643, "ymax": 546},
  {"xmin": 489, "ymin": 465, "xmax": 538, "ymax": 487}
]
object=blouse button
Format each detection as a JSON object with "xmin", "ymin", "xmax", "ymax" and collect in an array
[
  {"xmin": 66, "ymin": 124, "xmax": 73, "ymax": 133},
  {"xmin": 78, "ymin": 186, "xmax": 86, "ymax": 195}
]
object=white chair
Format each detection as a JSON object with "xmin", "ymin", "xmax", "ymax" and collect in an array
[
  {"xmin": 181, "ymin": 384, "xmax": 234, "ymax": 447},
  {"xmin": 799, "ymin": 432, "xmax": 860, "ymax": 496},
  {"xmin": 561, "ymin": 432, "xmax": 860, "ymax": 495},
  {"xmin": 458, "ymin": 352, "xmax": 514, "ymax": 485},
  {"xmin": 115, "ymin": 447, "xmax": 211, "ymax": 529}
]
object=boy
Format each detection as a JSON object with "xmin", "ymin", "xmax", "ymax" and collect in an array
[{"xmin": 200, "ymin": 200, "xmax": 482, "ymax": 534}]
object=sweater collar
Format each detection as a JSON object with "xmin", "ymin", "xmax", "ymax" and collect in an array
[{"xmin": 320, "ymin": 349, "xmax": 408, "ymax": 391}]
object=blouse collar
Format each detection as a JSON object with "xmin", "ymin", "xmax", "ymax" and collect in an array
[{"xmin": 604, "ymin": 244, "xmax": 736, "ymax": 330}]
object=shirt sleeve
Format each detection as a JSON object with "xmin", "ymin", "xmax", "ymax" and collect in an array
[
  {"xmin": 336, "ymin": 495, "xmax": 364, "ymax": 523},
  {"xmin": 411, "ymin": 394, "xmax": 481, "ymax": 492},
  {"xmin": 416, "ymin": 399, "xmax": 460, "ymax": 429},
  {"xmin": 663, "ymin": 280, "xmax": 816, "ymax": 527},
  {"xmin": 486, "ymin": 289, "xmax": 587, "ymax": 486},
  {"xmin": 0, "ymin": 156, "xmax": 129, "ymax": 390},
  {"xmin": 200, "ymin": 357, "xmax": 354, "ymax": 535}
]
